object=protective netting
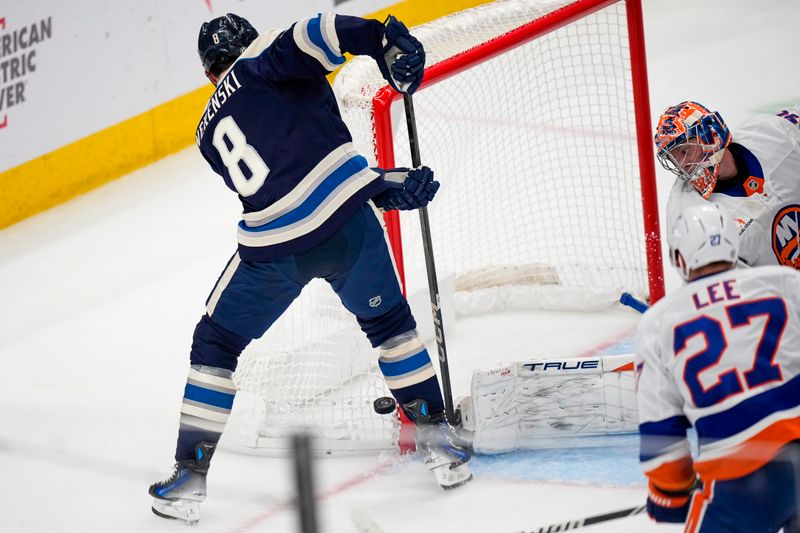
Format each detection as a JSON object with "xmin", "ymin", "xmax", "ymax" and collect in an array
[
  {"xmin": 229, "ymin": 0, "xmax": 649, "ymax": 453},
  {"xmin": 227, "ymin": 277, "xmax": 397, "ymax": 454},
  {"xmin": 336, "ymin": 0, "xmax": 648, "ymax": 308}
]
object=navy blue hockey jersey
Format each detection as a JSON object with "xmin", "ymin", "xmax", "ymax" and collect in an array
[{"xmin": 195, "ymin": 13, "xmax": 389, "ymax": 261}]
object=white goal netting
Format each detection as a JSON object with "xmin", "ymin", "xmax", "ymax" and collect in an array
[
  {"xmin": 336, "ymin": 0, "xmax": 650, "ymax": 309},
  {"xmin": 227, "ymin": 0, "xmax": 655, "ymax": 454}
]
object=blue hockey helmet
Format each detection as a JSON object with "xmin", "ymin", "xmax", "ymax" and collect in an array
[{"xmin": 198, "ymin": 13, "xmax": 258, "ymax": 74}]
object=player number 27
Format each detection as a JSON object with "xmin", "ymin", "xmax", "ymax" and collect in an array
[
  {"xmin": 212, "ymin": 116, "xmax": 270, "ymax": 197},
  {"xmin": 673, "ymin": 297, "xmax": 787, "ymax": 408}
]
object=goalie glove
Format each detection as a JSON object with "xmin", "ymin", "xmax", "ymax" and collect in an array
[
  {"xmin": 374, "ymin": 15, "xmax": 425, "ymax": 94},
  {"xmin": 372, "ymin": 166, "xmax": 439, "ymax": 211},
  {"xmin": 646, "ymin": 478, "xmax": 698, "ymax": 523}
]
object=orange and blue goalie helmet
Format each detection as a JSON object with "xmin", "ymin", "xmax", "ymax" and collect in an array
[{"xmin": 654, "ymin": 101, "xmax": 731, "ymax": 199}]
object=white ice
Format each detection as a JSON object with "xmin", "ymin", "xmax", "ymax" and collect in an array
[{"xmin": 2, "ymin": 1, "xmax": 799, "ymax": 531}]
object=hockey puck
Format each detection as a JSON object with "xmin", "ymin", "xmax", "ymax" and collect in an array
[{"xmin": 373, "ymin": 396, "xmax": 396, "ymax": 415}]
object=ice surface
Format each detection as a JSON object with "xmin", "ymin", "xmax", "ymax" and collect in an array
[{"xmin": 2, "ymin": 1, "xmax": 799, "ymax": 531}]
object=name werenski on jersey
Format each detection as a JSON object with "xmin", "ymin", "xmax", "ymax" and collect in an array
[{"xmin": 195, "ymin": 71, "xmax": 243, "ymax": 145}]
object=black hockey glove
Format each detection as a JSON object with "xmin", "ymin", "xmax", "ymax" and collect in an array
[
  {"xmin": 375, "ymin": 15, "xmax": 425, "ymax": 94},
  {"xmin": 373, "ymin": 166, "xmax": 439, "ymax": 211}
]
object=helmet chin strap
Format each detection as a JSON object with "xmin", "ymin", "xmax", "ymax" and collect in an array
[{"xmin": 673, "ymin": 250, "xmax": 690, "ymax": 281}]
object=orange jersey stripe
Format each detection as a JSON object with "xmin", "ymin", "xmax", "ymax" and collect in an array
[
  {"xmin": 695, "ymin": 417, "xmax": 800, "ymax": 482},
  {"xmin": 645, "ymin": 456, "xmax": 695, "ymax": 491},
  {"xmin": 684, "ymin": 482, "xmax": 714, "ymax": 533}
]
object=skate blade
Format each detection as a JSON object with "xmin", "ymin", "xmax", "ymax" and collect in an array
[
  {"xmin": 152, "ymin": 498, "xmax": 200, "ymax": 525},
  {"xmin": 432, "ymin": 462, "xmax": 473, "ymax": 490}
]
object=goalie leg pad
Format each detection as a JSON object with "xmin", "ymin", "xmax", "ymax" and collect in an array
[{"xmin": 465, "ymin": 354, "xmax": 639, "ymax": 453}]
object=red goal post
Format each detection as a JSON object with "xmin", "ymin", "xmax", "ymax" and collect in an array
[{"xmin": 370, "ymin": 0, "xmax": 664, "ymax": 305}]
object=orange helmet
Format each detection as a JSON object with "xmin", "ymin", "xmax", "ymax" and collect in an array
[{"xmin": 654, "ymin": 101, "xmax": 731, "ymax": 199}]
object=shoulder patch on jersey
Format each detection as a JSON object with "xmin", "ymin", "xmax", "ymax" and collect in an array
[
  {"xmin": 772, "ymin": 204, "xmax": 800, "ymax": 269},
  {"xmin": 744, "ymin": 176, "xmax": 765, "ymax": 196}
]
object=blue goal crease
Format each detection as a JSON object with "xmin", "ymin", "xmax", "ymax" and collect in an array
[
  {"xmin": 470, "ymin": 435, "xmax": 647, "ymax": 487},
  {"xmin": 597, "ymin": 333, "xmax": 637, "ymax": 356}
]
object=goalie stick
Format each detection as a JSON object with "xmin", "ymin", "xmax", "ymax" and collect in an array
[
  {"xmin": 526, "ymin": 504, "xmax": 646, "ymax": 532},
  {"xmin": 401, "ymin": 92, "xmax": 457, "ymax": 425}
]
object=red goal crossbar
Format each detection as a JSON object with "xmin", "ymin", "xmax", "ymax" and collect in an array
[{"xmin": 373, "ymin": 0, "xmax": 664, "ymax": 303}]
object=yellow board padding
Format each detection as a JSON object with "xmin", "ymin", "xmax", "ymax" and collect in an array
[
  {"xmin": 0, "ymin": 0, "xmax": 494, "ymax": 230},
  {"xmin": 0, "ymin": 86, "xmax": 214, "ymax": 229},
  {"xmin": 367, "ymin": 0, "xmax": 494, "ymax": 29}
]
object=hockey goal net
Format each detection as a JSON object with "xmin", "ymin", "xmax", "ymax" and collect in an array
[{"xmin": 225, "ymin": 0, "xmax": 662, "ymax": 454}]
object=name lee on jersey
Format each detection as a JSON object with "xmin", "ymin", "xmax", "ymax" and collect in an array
[
  {"xmin": 195, "ymin": 71, "xmax": 243, "ymax": 145},
  {"xmin": 692, "ymin": 278, "xmax": 741, "ymax": 310}
]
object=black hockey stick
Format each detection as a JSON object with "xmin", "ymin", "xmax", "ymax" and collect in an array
[
  {"xmin": 401, "ymin": 92, "xmax": 456, "ymax": 425},
  {"xmin": 525, "ymin": 504, "xmax": 646, "ymax": 532},
  {"xmin": 292, "ymin": 433, "xmax": 319, "ymax": 533}
]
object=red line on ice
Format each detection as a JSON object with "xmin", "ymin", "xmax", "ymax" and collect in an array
[
  {"xmin": 228, "ymin": 461, "xmax": 392, "ymax": 533},
  {"xmin": 578, "ymin": 326, "xmax": 637, "ymax": 358}
]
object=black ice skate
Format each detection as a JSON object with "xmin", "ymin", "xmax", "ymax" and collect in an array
[
  {"xmin": 402, "ymin": 399, "xmax": 473, "ymax": 489},
  {"xmin": 149, "ymin": 442, "xmax": 216, "ymax": 525}
]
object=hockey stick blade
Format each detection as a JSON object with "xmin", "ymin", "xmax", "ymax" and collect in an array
[{"xmin": 525, "ymin": 504, "xmax": 646, "ymax": 532}]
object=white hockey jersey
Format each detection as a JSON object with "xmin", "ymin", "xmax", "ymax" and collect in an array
[
  {"xmin": 635, "ymin": 265, "xmax": 800, "ymax": 491},
  {"xmin": 667, "ymin": 106, "xmax": 800, "ymax": 269}
]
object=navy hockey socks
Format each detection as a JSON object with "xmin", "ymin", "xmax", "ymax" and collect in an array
[
  {"xmin": 175, "ymin": 365, "xmax": 236, "ymax": 461},
  {"xmin": 378, "ymin": 331, "xmax": 444, "ymax": 413}
]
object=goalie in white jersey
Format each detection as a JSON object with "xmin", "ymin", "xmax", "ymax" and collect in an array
[
  {"xmin": 656, "ymin": 101, "xmax": 800, "ymax": 269},
  {"xmin": 636, "ymin": 203, "xmax": 800, "ymax": 532}
]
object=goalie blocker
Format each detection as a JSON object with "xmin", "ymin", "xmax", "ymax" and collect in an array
[{"xmin": 457, "ymin": 354, "xmax": 637, "ymax": 454}]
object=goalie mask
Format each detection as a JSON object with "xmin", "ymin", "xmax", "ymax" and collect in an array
[
  {"xmin": 198, "ymin": 13, "xmax": 259, "ymax": 75},
  {"xmin": 668, "ymin": 203, "xmax": 739, "ymax": 281},
  {"xmin": 654, "ymin": 101, "xmax": 731, "ymax": 199}
]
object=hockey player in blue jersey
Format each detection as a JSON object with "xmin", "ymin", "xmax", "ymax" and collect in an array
[{"xmin": 148, "ymin": 12, "xmax": 472, "ymax": 524}]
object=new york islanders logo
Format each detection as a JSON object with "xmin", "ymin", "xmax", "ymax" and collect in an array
[{"xmin": 772, "ymin": 205, "xmax": 800, "ymax": 269}]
